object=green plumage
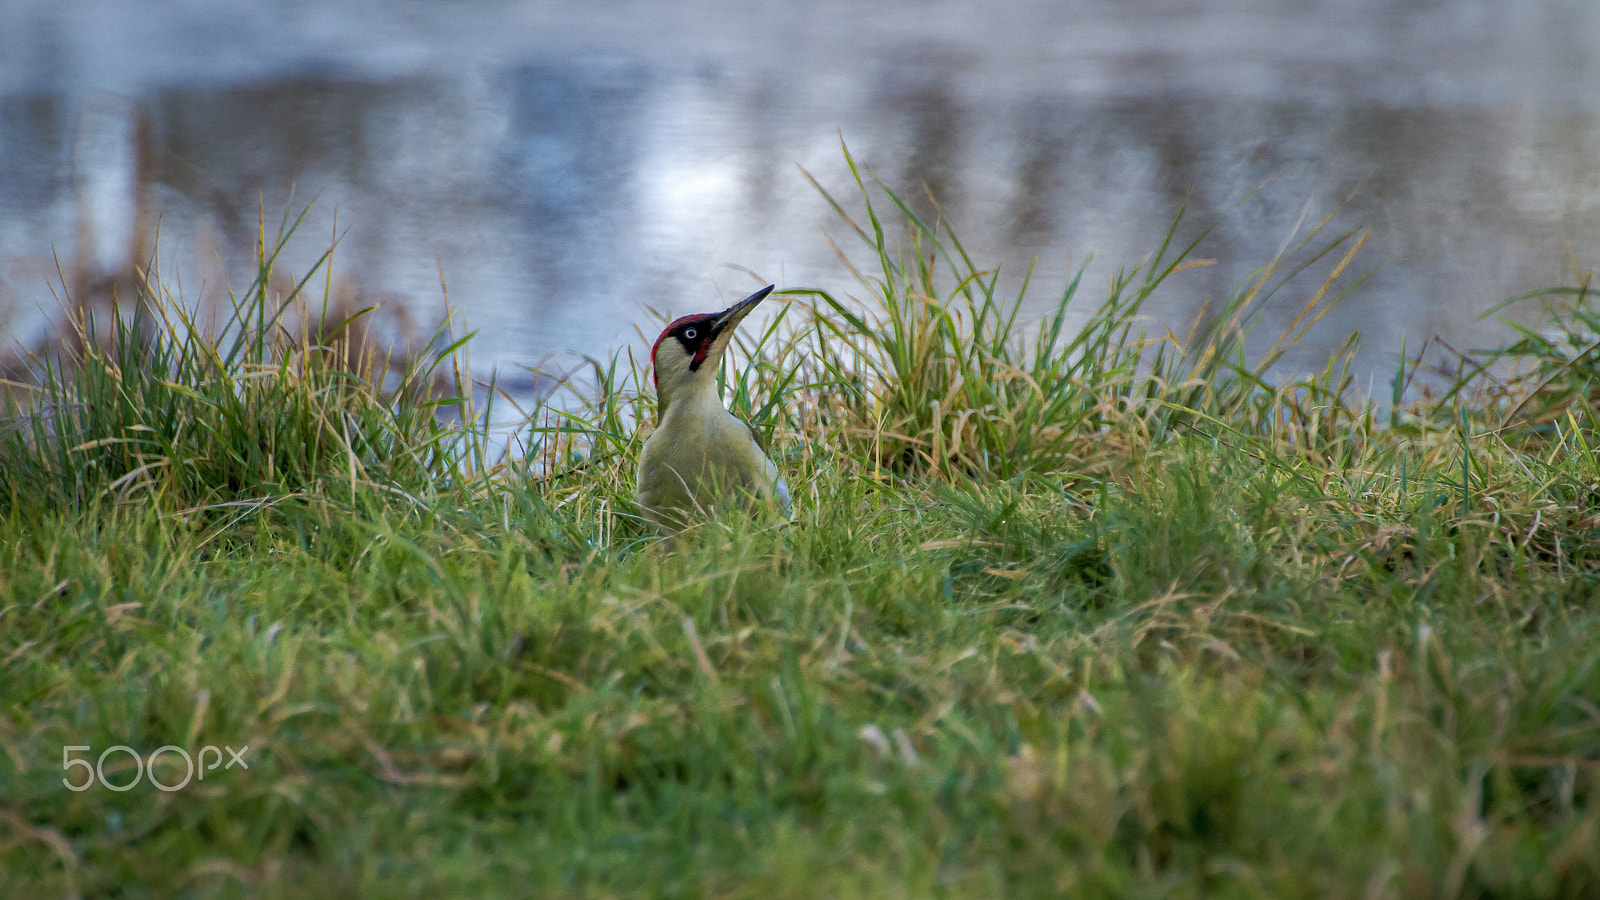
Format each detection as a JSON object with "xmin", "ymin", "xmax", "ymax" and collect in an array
[{"xmin": 635, "ymin": 286, "xmax": 791, "ymax": 530}]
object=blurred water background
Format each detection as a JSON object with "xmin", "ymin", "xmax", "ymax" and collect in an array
[{"xmin": 1, "ymin": 0, "xmax": 1597, "ymax": 397}]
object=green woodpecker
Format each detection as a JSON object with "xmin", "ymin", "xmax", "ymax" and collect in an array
[{"xmin": 636, "ymin": 284, "xmax": 791, "ymax": 529}]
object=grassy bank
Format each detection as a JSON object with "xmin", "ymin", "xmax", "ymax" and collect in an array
[{"xmin": 2, "ymin": 154, "xmax": 1598, "ymax": 898}]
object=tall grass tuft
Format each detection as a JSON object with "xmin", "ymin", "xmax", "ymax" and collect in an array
[
  {"xmin": 0, "ymin": 208, "xmax": 476, "ymax": 519},
  {"xmin": 1481, "ymin": 277, "xmax": 1600, "ymax": 428},
  {"xmin": 758, "ymin": 143, "xmax": 1372, "ymax": 482}
]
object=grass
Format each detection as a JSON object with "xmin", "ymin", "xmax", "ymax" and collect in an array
[{"xmin": 1, "ymin": 146, "xmax": 1598, "ymax": 898}]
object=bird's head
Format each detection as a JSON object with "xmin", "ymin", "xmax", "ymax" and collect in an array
[{"xmin": 649, "ymin": 284, "xmax": 773, "ymax": 416}]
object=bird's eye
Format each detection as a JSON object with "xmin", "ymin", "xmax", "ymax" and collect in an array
[{"xmin": 683, "ymin": 327, "xmax": 698, "ymax": 340}]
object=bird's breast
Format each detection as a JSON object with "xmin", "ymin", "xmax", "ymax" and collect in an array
[{"xmin": 636, "ymin": 398, "xmax": 778, "ymax": 518}]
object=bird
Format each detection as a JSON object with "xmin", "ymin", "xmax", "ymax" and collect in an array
[{"xmin": 635, "ymin": 284, "xmax": 791, "ymax": 530}]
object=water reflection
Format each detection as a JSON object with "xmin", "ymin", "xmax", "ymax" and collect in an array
[{"xmin": 1, "ymin": 2, "xmax": 1597, "ymax": 396}]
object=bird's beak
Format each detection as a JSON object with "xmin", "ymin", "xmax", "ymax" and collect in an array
[{"xmin": 711, "ymin": 285, "xmax": 774, "ymax": 336}]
